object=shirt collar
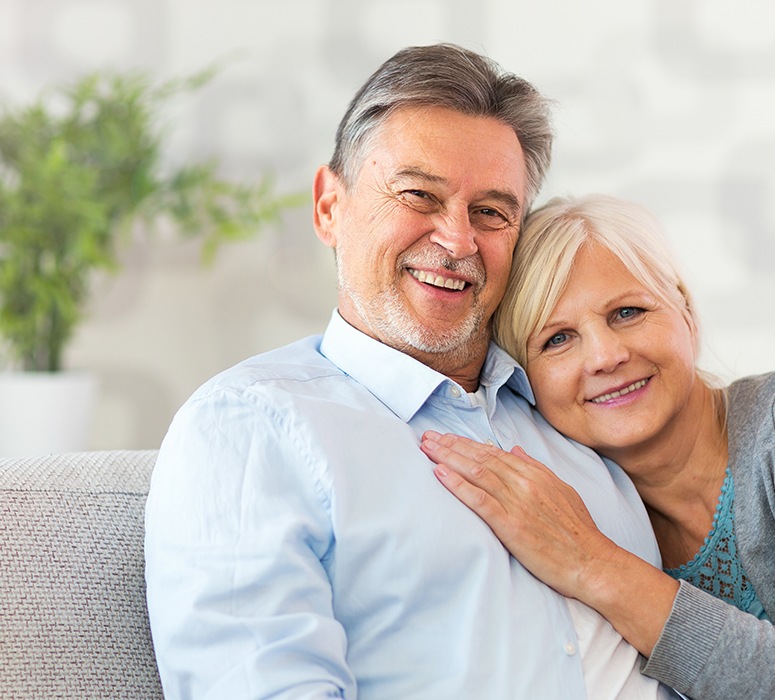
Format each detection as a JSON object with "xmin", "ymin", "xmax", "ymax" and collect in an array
[
  {"xmin": 319, "ymin": 311, "xmax": 536, "ymax": 422},
  {"xmin": 483, "ymin": 341, "xmax": 536, "ymax": 406}
]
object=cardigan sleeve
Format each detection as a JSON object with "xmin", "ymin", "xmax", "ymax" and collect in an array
[{"xmin": 642, "ymin": 580, "xmax": 775, "ymax": 699}]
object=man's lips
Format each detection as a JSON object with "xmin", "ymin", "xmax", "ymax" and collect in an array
[
  {"xmin": 407, "ymin": 267, "xmax": 468, "ymax": 291},
  {"xmin": 589, "ymin": 378, "xmax": 649, "ymax": 404}
]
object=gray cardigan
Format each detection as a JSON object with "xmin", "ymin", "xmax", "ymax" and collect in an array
[{"xmin": 643, "ymin": 373, "xmax": 775, "ymax": 699}]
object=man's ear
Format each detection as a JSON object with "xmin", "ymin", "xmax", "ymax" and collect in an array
[{"xmin": 313, "ymin": 165, "xmax": 343, "ymax": 248}]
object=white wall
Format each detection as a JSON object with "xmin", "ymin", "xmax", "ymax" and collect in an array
[{"xmin": 2, "ymin": 0, "xmax": 774, "ymax": 449}]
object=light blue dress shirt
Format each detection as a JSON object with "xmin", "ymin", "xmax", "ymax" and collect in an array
[{"xmin": 145, "ymin": 311, "xmax": 662, "ymax": 699}]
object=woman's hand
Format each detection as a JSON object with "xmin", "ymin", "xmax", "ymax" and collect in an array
[
  {"xmin": 420, "ymin": 430, "xmax": 679, "ymax": 656},
  {"xmin": 420, "ymin": 430, "xmax": 616, "ymax": 599}
]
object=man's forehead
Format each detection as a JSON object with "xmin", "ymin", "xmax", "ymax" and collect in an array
[
  {"xmin": 377, "ymin": 104, "xmax": 521, "ymax": 150},
  {"xmin": 359, "ymin": 105, "xmax": 526, "ymax": 195}
]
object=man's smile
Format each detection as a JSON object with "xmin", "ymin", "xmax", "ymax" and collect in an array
[{"xmin": 407, "ymin": 267, "xmax": 468, "ymax": 291}]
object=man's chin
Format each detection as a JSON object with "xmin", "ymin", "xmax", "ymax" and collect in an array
[
  {"xmin": 395, "ymin": 320, "xmax": 489, "ymax": 358},
  {"xmin": 344, "ymin": 291, "xmax": 487, "ymax": 357}
]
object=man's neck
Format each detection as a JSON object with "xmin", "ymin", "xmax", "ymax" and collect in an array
[
  {"xmin": 412, "ymin": 339, "xmax": 489, "ymax": 393},
  {"xmin": 334, "ymin": 308, "xmax": 489, "ymax": 392}
]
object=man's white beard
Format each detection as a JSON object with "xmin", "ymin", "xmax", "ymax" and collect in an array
[{"xmin": 337, "ymin": 257, "xmax": 487, "ymax": 358}]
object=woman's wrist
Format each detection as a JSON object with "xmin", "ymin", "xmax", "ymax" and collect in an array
[{"xmin": 575, "ymin": 542, "xmax": 679, "ymax": 656}]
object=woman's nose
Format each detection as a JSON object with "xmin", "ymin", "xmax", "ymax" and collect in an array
[{"xmin": 583, "ymin": 328, "xmax": 630, "ymax": 374}]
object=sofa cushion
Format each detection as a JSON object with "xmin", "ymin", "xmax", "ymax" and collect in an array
[{"xmin": 0, "ymin": 450, "xmax": 163, "ymax": 699}]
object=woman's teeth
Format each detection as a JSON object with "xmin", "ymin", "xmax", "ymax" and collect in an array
[{"xmin": 591, "ymin": 379, "xmax": 648, "ymax": 403}]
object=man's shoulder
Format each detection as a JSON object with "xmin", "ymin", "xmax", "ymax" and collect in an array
[{"xmin": 193, "ymin": 334, "xmax": 343, "ymax": 400}]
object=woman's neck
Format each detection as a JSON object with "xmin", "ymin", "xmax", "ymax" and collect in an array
[{"xmin": 604, "ymin": 381, "xmax": 728, "ymax": 569}]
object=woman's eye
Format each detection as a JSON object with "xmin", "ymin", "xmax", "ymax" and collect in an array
[
  {"xmin": 545, "ymin": 332, "xmax": 568, "ymax": 348},
  {"xmin": 617, "ymin": 307, "xmax": 644, "ymax": 320}
]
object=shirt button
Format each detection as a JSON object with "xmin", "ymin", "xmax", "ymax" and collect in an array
[
  {"xmin": 485, "ymin": 439, "xmax": 495, "ymax": 446},
  {"xmin": 450, "ymin": 386, "xmax": 461, "ymax": 398},
  {"xmin": 564, "ymin": 642, "xmax": 577, "ymax": 656}
]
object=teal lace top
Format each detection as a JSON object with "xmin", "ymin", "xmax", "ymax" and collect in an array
[{"xmin": 665, "ymin": 466, "xmax": 770, "ymax": 621}]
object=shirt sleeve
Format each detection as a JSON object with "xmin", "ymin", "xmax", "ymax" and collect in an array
[
  {"xmin": 144, "ymin": 387, "xmax": 355, "ymax": 699},
  {"xmin": 642, "ymin": 579, "xmax": 775, "ymax": 699}
]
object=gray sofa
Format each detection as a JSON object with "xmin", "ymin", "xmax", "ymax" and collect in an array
[{"xmin": 0, "ymin": 450, "xmax": 164, "ymax": 699}]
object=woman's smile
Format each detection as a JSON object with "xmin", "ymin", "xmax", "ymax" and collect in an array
[
  {"xmin": 526, "ymin": 242, "xmax": 698, "ymax": 461},
  {"xmin": 587, "ymin": 377, "xmax": 651, "ymax": 405}
]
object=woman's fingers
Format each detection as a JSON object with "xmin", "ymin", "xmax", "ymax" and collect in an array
[
  {"xmin": 420, "ymin": 430, "xmax": 608, "ymax": 595},
  {"xmin": 421, "ymin": 431, "xmax": 562, "ymax": 500},
  {"xmin": 420, "ymin": 435, "xmax": 502, "ymax": 506},
  {"xmin": 421, "ymin": 431, "xmax": 535, "ymax": 485},
  {"xmin": 421, "ymin": 432, "xmax": 547, "ymax": 539},
  {"xmin": 433, "ymin": 458, "xmax": 508, "ymax": 525}
]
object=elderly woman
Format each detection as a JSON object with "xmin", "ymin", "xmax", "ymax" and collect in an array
[{"xmin": 421, "ymin": 194, "xmax": 774, "ymax": 700}]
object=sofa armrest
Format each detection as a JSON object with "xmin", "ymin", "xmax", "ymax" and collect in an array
[{"xmin": 0, "ymin": 450, "xmax": 163, "ymax": 698}]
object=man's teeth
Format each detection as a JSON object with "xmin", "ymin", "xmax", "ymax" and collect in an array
[
  {"xmin": 409, "ymin": 269, "xmax": 466, "ymax": 291},
  {"xmin": 591, "ymin": 379, "xmax": 648, "ymax": 404}
]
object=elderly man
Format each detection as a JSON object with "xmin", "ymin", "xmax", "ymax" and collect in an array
[{"xmin": 145, "ymin": 44, "xmax": 677, "ymax": 699}]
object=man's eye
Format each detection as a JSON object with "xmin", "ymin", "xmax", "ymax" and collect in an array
[
  {"xmin": 404, "ymin": 189, "xmax": 431, "ymax": 200},
  {"xmin": 400, "ymin": 190, "xmax": 439, "ymax": 211},
  {"xmin": 480, "ymin": 207, "xmax": 505, "ymax": 218},
  {"xmin": 472, "ymin": 207, "xmax": 510, "ymax": 230}
]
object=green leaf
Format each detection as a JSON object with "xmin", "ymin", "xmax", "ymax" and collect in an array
[{"xmin": 0, "ymin": 65, "xmax": 305, "ymax": 371}]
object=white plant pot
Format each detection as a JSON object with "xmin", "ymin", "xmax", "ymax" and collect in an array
[{"xmin": 0, "ymin": 371, "xmax": 98, "ymax": 457}]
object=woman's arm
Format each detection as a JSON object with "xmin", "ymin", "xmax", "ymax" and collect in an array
[
  {"xmin": 420, "ymin": 429, "xmax": 678, "ymax": 656},
  {"xmin": 420, "ymin": 430, "xmax": 775, "ymax": 699}
]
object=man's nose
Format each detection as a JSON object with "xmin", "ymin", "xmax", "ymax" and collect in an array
[{"xmin": 429, "ymin": 211, "xmax": 478, "ymax": 259}]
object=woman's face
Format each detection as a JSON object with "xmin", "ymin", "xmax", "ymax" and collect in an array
[{"xmin": 524, "ymin": 242, "xmax": 698, "ymax": 462}]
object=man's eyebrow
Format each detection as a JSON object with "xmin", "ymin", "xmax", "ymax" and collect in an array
[
  {"xmin": 392, "ymin": 167, "xmax": 447, "ymax": 184},
  {"xmin": 392, "ymin": 168, "xmax": 522, "ymax": 218},
  {"xmin": 482, "ymin": 189, "xmax": 522, "ymax": 220}
]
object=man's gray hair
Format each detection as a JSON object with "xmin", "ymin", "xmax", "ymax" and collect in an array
[{"xmin": 329, "ymin": 43, "xmax": 554, "ymax": 216}]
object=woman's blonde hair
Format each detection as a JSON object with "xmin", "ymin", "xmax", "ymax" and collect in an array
[{"xmin": 493, "ymin": 194, "xmax": 698, "ymax": 369}]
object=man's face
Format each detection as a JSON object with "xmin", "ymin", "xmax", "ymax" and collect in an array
[{"xmin": 313, "ymin": 105, "xmax": 527, "ymax": 382}]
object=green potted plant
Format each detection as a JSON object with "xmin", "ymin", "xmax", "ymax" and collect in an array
[{"xmin": 0, "ymin": 67, "xmax": 303, "ymax": 456}]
